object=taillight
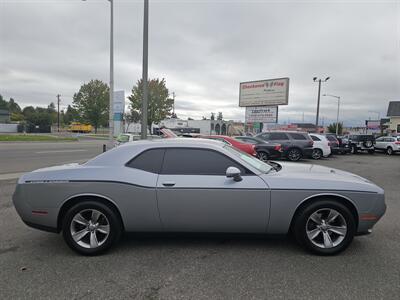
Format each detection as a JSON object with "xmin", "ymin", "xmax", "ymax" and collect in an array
[
  {"xmin": 309, "ymin": 140, "xmax": 314, "ymax": 146},
  {"xmin": 274, "ymin": 144, "xmax": 282, "ymax": 151},
  {"xmin": 395, "ymin": 141, "xmax": 400, "ymax": 145}
]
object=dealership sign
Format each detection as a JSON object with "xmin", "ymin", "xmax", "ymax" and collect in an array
[
  {"xmin": 239, "ymin": 78, "xmax": 289, "ymax": 107},
  {"xmin": 245, "ymin": 106, "xmax": 278, "ymax": 123}
]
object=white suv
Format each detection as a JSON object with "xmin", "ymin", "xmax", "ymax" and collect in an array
[
  {"xmin": 375, "ymin": 136, "xmax": 400, "ymax": 155},
  {"xmin": 309, "ymin": 133, "xmax": 332, "ymax": 159}
]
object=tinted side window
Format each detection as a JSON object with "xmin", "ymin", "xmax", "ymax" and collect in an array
[
  {"xmin": 311, "ymin": 135, "xmax": 321, "ymax": 141},
  {"xmin": 288, "ymin": 133, "xmax": 307, "ymax": 140},
  {"xmin": 269, "ymin": 132, "xmax": 289, "ymax": 140},
  {"xmin": 127, "ymin": 149, "xmax": 165, "ymax": 173},
  {"xmin": 162, "ymin": 148, "xmax": 247, "ymax": 175}
]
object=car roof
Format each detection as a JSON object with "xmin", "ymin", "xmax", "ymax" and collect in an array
[{"xmin": 86, "ymin": 138, "xmax": 226, "ymax": 167}]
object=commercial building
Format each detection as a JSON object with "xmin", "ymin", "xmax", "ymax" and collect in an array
[{"xmin": 387, "ymin": 101, "xmax": 400, "ymax": 134}]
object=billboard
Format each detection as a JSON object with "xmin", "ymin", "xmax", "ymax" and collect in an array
[
  {"xmin": 245, "ymin": 106, "xmax": 278, "ymax": 123},
  {"xmin": 366, "ymin": 120, "xmax": 380, "ymax": 130},
  {"xmin": 239, "ymin": 77, "xmax": 289, "ymax": 107}
]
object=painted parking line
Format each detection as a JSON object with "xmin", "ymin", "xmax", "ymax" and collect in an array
[{"xmin": 35, "ymin": 150, "xmax": 88, "ymax": 154}]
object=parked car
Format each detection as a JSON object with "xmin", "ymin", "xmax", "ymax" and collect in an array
[
  {"xmin": 324, "ymin": 134, "xmax": 340, "ymax": 154},
  {"xmin": 13, "ymin": 139, "xmax": 386, "ymax": 255},
  {"xmin": 309, "ymin": 134, "xmax": 331, "ymax": 159},
  {"xmin": 202, "ymin": 135, "xmax": 257, "ymax": 156},
  {"xmin": 233, "ymin": 136, "xmax": 283, "ymax": 161},
  {"xmin": 375, "ymin": 136, "xmax": 400, "ymax": 155},
  {"xmin": 255, "ymin": 131, "xmax": 314, "ymax": 161},
  {"xmin": 336, "ymin": 137, "xmax": 352, "ymax": 155},
  {"xmin": 115, "ymin": 133, "xmax": 161, "ymax": 146},
  {"xmin": 346, "ymin": 134, "xmax": 376, "ymax": 154}
]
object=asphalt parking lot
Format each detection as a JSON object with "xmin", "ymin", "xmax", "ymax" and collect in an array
[{"xmin": 0, "ymin": 146, "xmax": 399, "ymax": 299}]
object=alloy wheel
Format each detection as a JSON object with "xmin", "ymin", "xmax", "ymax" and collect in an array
[
  {"xmin": 306, "ymin": 208, "xmax": 347, "ymax": 249},
  {"xmin": 257, "ymin": 152, "xmax": 269, "ymax": 162},
  {"xmin": 312, "ymin": 149, "xmax": 322, "ymax": 160},
  {"xmin": 387, "ymin": 147, "xmax": 393, "ymax": 155},
  {"xmin": 70, "ymin": 209, "xmax": 110, "ymax": 249},
  {"xmin": 288, "ymin": 149, "xmax": 301, "ymax": 161}
]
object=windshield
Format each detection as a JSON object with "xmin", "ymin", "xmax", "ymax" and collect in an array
[
  {"xmin": 223, "ymin": 145, "xmax": 275, "ymax": 174},
  {"xmin": 116, "ymin": 134, "xmax": 130, "ymax": 143}
]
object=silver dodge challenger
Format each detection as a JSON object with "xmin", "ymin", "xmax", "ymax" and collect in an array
[{"xmin": 13, "ymin": 138, "xmax": 386, "ymax": 255}]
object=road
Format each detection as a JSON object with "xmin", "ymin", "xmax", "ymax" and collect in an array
[
  {"xmin": 0, "ymin": 145, "xmax": 399, "ymax": 299},
  {"xmin": 0, "ymin": 140, "xmax": 105, "ymax": 179}
]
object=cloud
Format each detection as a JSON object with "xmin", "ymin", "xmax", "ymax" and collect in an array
[{"xmin": 0, "ymin": 0, "xmax": 399, "ymax": 126}]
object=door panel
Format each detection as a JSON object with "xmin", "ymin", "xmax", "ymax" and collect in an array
[{"xmin": 156, "ymin": 174, "xmax": 269, "ymax": 233}]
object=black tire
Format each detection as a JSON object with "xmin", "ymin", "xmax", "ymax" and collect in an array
[
  {"xmin": 351, "ymin": 145, "xmax": 357, "ymax": 154},
  {"xmin": 311, "ymin": 149, "xmax": 323, "ymax": 160},
  {"xmin": 292, "ymin": 200, "xmax": 356, "ymax": 255},
  {"xmin": 386, "ymin": 147, "xmax": 393, "ymax": 155},
  {"xmin": 257, "ymin": 151, "xmax": 269, "ymax": 162},
  {"xmin": 62, "ymin": 201, "xmax": 122, "ymax": 255},
  {"xmin": 287, "ymin": 148, "xmax": 302, "ymax": 161}
]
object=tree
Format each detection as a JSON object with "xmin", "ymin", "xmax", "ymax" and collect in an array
[
  {"xmin": 123, "ymin": 110, "xmax": 140, "ymax": 132},
  {"xmin": 64, "ymin": 105, "xmax": 78, "ymax": 125},
  {"xmin": 327, "ymin": 122, "xmax": 343, "ymax": 135},
  {"xmin": 8, "ymin": 98, "xmax": 21, "ymax": 114},
  {"xmin": 128, "ymin": 78, "xmax": 173, "ymax": 129},
  {"xmin": 0, "ymin": 94, "xmax": 7, "ymax": 109},
  {"xmin": 73, "ymin": 80, "xmax": 109, "ymax": 133},
  {"xmin": 217, "ymin": 112, "xmax": 223, "ymax": 120}
]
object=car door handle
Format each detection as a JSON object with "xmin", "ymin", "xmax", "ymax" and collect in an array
[{"xmin": 162, "ymin": 181, "xmax": 175, "ymax": 187}]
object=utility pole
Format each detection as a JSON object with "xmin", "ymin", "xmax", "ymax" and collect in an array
[
  {"xmin": 57, "ymin": 94, "xmax": 61, "ymax": 132},
  {"xmin": 313, "ymin": 77, "xmax": 330, "ymax": 128},
  {"xmin": 141, "ymin": 0, "xmax": 149, "ymax": 139},
  {"xmin": 172, "ymin": 92, "xmax": 175, "ymax": 115}
]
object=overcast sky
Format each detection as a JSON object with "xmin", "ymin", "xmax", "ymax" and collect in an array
[{"xmin": 1, "ymin": 0, "xmax": 399, "ymax": 126}]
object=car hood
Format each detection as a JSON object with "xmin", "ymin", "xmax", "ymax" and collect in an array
[{"xmin": 261, "ymin": 162, "xmax": 383, "ymax": 193}]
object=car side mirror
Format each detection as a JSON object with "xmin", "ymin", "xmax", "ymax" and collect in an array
[{"xmin": 226, "ymin": 166, "xmax": 242, "ymax": 182}]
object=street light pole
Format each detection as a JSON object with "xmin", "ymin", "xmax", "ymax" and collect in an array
[
  {"xmin": 313, "ymin": 77, "xmax": 330, "ymax": 128},
  {"xmin": 109, "ymin": 0, "xmax": 114, "ymax": 148},
  {"xmin": 141, "ymin": 0, "xmax": 149, "ymax": 139},
  {"xmin": 323, "ymin": 94, "xmax": 341, "ymax": 135},
  {"xmin": 82, "ymin": 0, "xmax": 114, "ymax": 148}
]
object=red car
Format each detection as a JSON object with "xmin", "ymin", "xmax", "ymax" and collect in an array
[{"xmin": 203, "ymin": 135, "xmax": 257, "ymax": 156}]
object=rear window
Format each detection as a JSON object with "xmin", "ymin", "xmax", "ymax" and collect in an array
[
  {"xmin": 288, "ymin": 133, "xmax": 307, "ymax": 140},
  {"xmin": 311, "ymin": 135, "xmax": 321, "ymax": 141},
  {"xmin": 325, "ymin": 135, "xmax": 338, "ymax": 142},
  {"xmin": 126, "ymin": 149, "xmax": 165, "ymax": 173}
]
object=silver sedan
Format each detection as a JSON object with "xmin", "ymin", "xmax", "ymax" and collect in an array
[{"xmin": 13, "ymin": 139, "xmax": 386, "ymax": 255}]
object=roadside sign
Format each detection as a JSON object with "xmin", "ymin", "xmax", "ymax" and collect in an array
[
  {"xmin": 113, "ymin": 90, "xmax": 125, "ymax": 136},
  {"xmin": 239, "ymin": 78, "xmax": 289, "ymax": 107},
  {"xmin": 245, "ymin": 106, "xmax": 278, "ymax": 123}
]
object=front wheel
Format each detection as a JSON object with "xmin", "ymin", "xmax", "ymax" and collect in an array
[
  {"xmin": 386, "ymin": 147, "xmax": 393, "ymax": 155},
  {"xmin": 292, "ymin": 200, "xmax": 356, "ymax": 255},
  {"xmin": 311, "ymin": 149, "xmax": 323, "ymax": 160},
  {"xmin": 257, "ymin": 151, "xmax": 269, "ymax": 162},
  {"xmin": 62, "ymin": 201, "xmax": 122, "ymax": 255},
  {"xmin": 287, "ymin": 148, "xmax": 302, "ymax": 161}
]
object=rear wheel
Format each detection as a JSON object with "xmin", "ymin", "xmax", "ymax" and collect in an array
[
  {"xmin": 386, "ymin": 147, "xmax": 393, "ymax": 155},
  {"xmin": 292, "ymin": 200, "xmax": 356, "ymax": 255},
  {"xmin": 311, "ymin": 149, "xmax": 323, "ymax": 160},
  {"xmin": 257, "ymin": 151, "xmax": 269, "ymax": 162},
  {"xmin": 62, "ymin": 201, "xmax": 122, "ymax": 255},
  {"xmin": 287, "ymin": 148, "xmax": 302, "ymax": 161}
]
